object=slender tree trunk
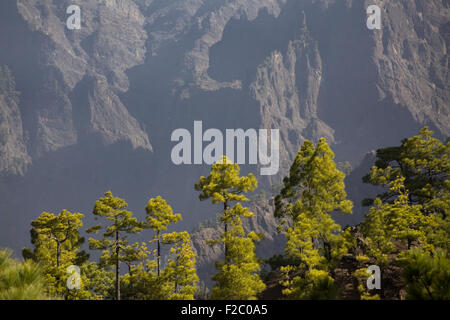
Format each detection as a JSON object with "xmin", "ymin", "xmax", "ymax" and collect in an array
[
  {"xmin": 115, "ymin": 229, "xmax": 120, "ymax": 300},
  {"xmin": 157, "ymin": 230, "xmax": 161, "ymax": 277},
  {"xmin": 56, "ymin": 241, "xmax": 61, "ymax": 267},
  {"xmin": 324, "ymin": 241, "xmax": 331, "ymax": 263},
  {"xmin": 224, "ymin": 201, "xmax": 229, "ymax": 264},
  {"xmin": 174, "ymin": 257, "xmax": 180, "ymax": 294}
]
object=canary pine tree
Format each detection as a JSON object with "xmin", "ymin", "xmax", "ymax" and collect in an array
[
  {"xmin": 359, "ymin": 127, "xmax": 449, "ymax": 299},
  {"xmin": 210, "ymin": 213, "xmax": 266, "ymax": 300},
  {"xmin": 82, "ymin": 261, "xmax": 114, "ymax": 299},
  {"xmin": 367, "ymin": 127, "xmax": 449, "ymax": 206},
  {"xmin": 361, "ymin": 177, "xmax": 436, "ymax": 265},
  {"xmin": 398, "ymin": 248, "xmax": 450, "ymax": 300},
  {"xmin": 87, "ymin": 191, "xmax": 143, "ymax": 300},
  {"xmin": 145, "ymin": 196, "xmax": 182, "ymax": 276},
  {"xmin": 0, "ymin": 249, "xmax": 51, "ymax": 300},
  {"xmin": 195, "ymin": 156, "xmax": 265, "ymax": 299},
  {"xmin": 119, "ymin": 241, "xmax": 171, "ymax": 300},
  {"xmin": 143, "ymin": 196, "xmax": 199, "ymax": 300},
  {"xmin": 275, "ymin": 138, "xmax": 353, "ymax": 299},
  {"xmin": 363, "ymin": 127, "xmax": 449, "ymax": 249},
  {"xmin": 162, "ymin": 231, "xmax": 199, "ymax": 299},
  {"xmin": 22, "ymin": 210, "xmax": 90, "ymax": 299},
  {"xmin": 356, "ymin": 177, "xmax": 437, "ymax": 300}
]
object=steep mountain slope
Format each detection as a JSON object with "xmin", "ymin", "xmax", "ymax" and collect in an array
[
  {"xmin": 0, "ymin": 66, "xmax": 30, "ymax": 176},
  {"xmin": 0, "ymin": 0, "xmax": 448, "ymax": 260}
]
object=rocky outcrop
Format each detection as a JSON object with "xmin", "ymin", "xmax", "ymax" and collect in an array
[
  {"xmin": 142, "ymin": 0, "xmax": 449, "ymax": 173},
  {"xmin": 0, "ymin": 67, "xmax": 30, "ymax": 175},
  {"xmin": 0, "ymin": 0, "xmax": 448, "ymax": 260},
  {"xmin": 1, "ymin": 0, "xmax": 448, "ymax": 175},
  {"xmin": 251, "ymin": 38, "xmax": 335, "ymax": 176},
  {"xmin": 14, "ymin": 0, "xmax": 151, "ymax": 161},
  {"xmin": 371, "ymin": 0, "xmax": 450, "ymax": 136},
  {"xmin": 0, "ymin": 102, "xmax": 30, "ymax": 175}
]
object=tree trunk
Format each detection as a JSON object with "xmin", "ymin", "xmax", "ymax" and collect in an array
[
  {"xmin": 157, "ymin": 230, "xmax": 161, "ymax": 277},
  {"xmin": 115, "ymin": 229, "xmax": 120, "ymax": 300},
  {"xmin": 224, "ymin": 201, "xmax": 229, "ymax": 264},
  {"xmin": 56, "ymin": 241, "xmax": 61, "ymax": 267}
]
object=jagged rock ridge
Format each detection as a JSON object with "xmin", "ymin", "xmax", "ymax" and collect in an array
[{"xmin": 0, "ymin": 0, "xmax": 448, "ymax": 272}]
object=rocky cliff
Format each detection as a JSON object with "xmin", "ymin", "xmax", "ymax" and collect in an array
[
  {"xmin": 1, "ymin": 0, "xmax": 448, "ymax": 176},
  {"xmin": 0, "ymin": 66, "xmax": 30, "ymax": 175},
  {"xmin": 0, "ymin": 0, "xmax": 448, "ymax": 268}
]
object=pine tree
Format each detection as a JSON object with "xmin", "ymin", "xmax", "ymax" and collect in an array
[
  {"xmin": 0, "ymin": 249, "xmax": 51, "ymax": 300},
  {"xmin": 120, "ymin": 197, "xmax": 199, "ymax": 300},
  {"xmin": 195, "ymin": 156, "xmax": 265, "ymax": 299},
  {"xmin": 87, "ymin": 191, "xmax": 143, "ymax": 300},
  {"xmin": 398, "ymin": 248, "xmax": 450, "ymax": 300},
  {"xmin": 358, "ymin": 176, "xmax": 446, "ymax": 300},
  {"xmin": 362, "ymin": 127, "xmax": 449, "ymax": 250},
  {"xmin": 119, "ymin": 243, "xmax": 164, "ymax": 300},
  {"xmin": 82, "ymin": 261, "xmax": 115, "ymax": 299},
  {"xmin": 361, "ymin": 177, "xmax": 436, "ymax": 265},
  {"xmin": 22, "ymin": 210, "xmax": 90, "ymax": 299},
  {"xmin": 363, "ymin": 127, "xmax": 449, "ymax": 241},
  {"xmin": 210, "ymin": 213, "xmax": 266, "ymax": 300},
  {"xmin": 359, "ymin": 127, "xmax": 449, "ymax": 299},
  {"xmin": 145, "ymin": 196, "xmax": 182, "ymax": 277},
  {"xmin": 275, "ymin": 138, "xmax": 353, "ymax": 299},
  {"xmin": 162, "ymin": 231, "xmax": 199, "ymax": 300}
]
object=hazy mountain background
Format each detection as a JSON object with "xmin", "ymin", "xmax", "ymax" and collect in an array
[{"xmin": 0, "ymin": 0, "xmax": 448, "ymax": 282}]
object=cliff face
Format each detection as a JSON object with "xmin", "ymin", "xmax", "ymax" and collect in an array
[
  {"xmin": 3, "ymin": 0, "xmax": 152, "ymax": 165},
  {"xmin": 1, "ymin": 0, "xmax": 448, "ymax": 175},
  {"xmin": 251, "ymin": 30, "xmax": 335, "ymax": 176},
  {"xmin": 0, "ymin": 0, "xmax": 448, "ymax": 265},
  {"xmin": 372, "ymin": 0, "xmax": 449, "ymax": 134},
  {"xmin": 0, "ymin": 67, "xmax": 30, "ymax": 175}
]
